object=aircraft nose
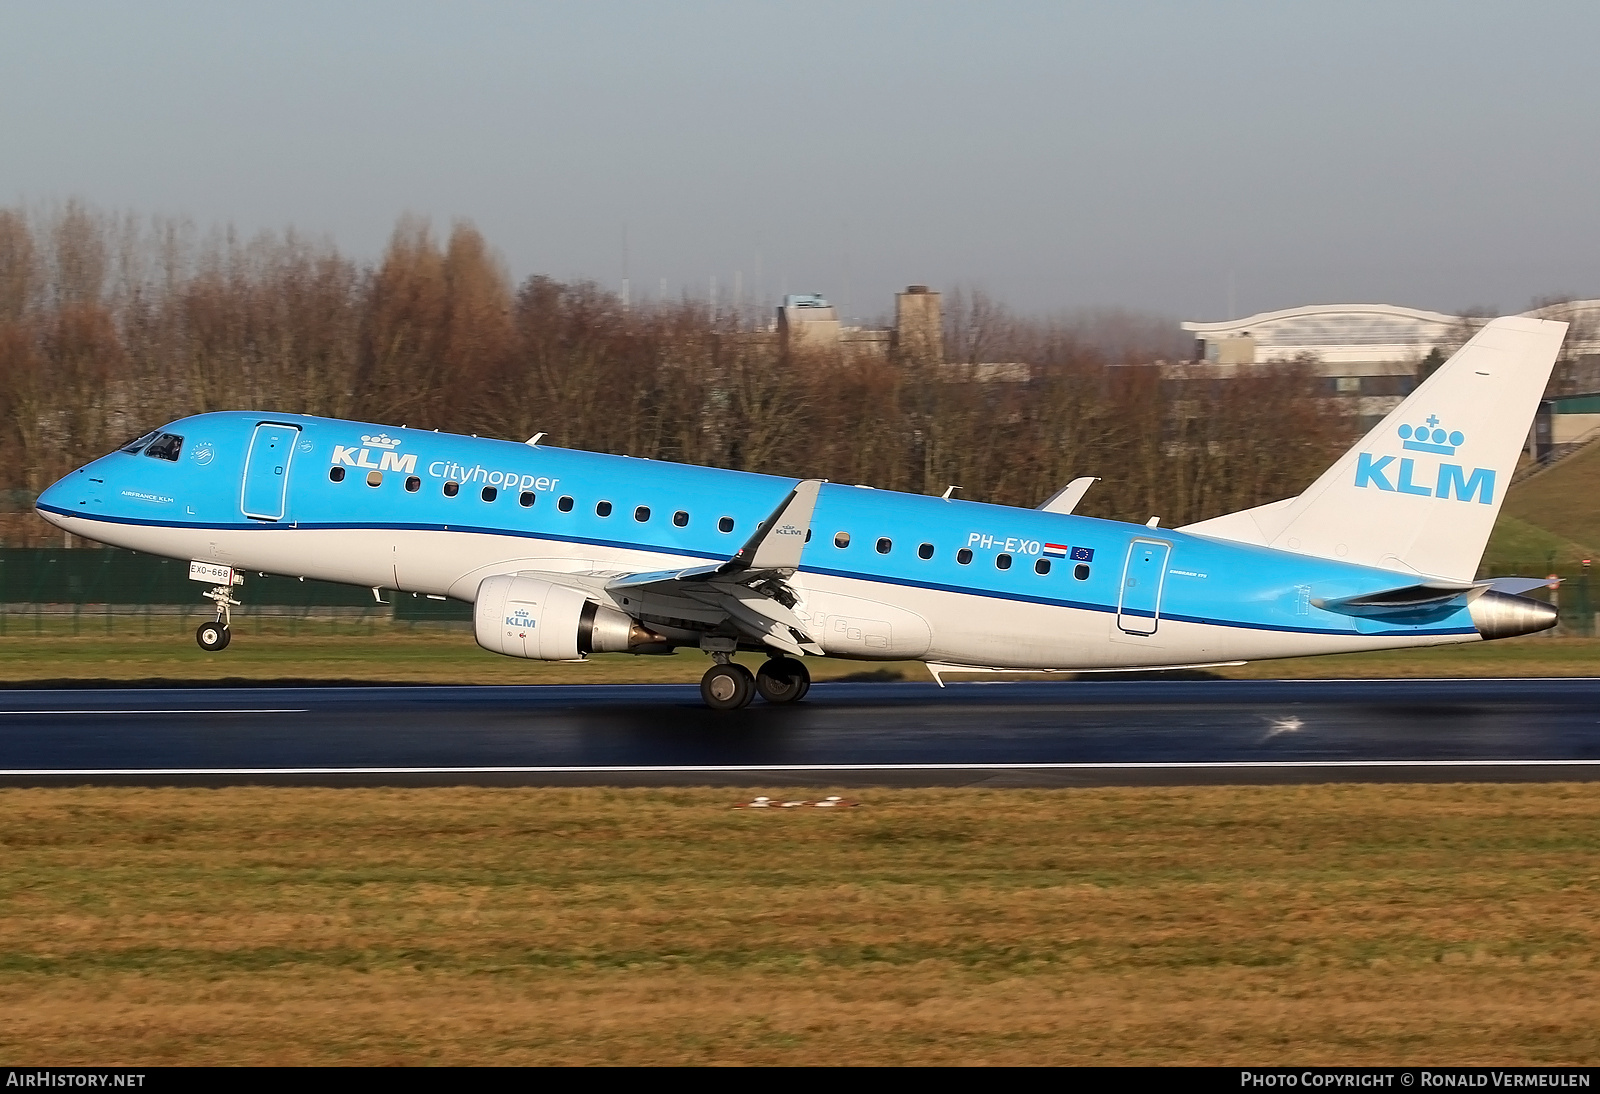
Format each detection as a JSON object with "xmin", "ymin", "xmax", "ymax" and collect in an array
[
  {"xmin": 35, "ymin": 479, "xmax": 68, "ymax": 524},
  {"xmin": 35, "ymin": 468, "xmax": 98, "ymax": 521},
  {"xmin": 34, "ymin": 475, "xmax": 73, "ymax": 525}
]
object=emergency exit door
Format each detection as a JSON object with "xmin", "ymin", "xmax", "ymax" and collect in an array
[
  {"xmin": 241, "ymin": 423, "xmax": 300, "ymax": 521},
  {"xmin": 1117, "ymin": 539, "xmax": 1171, "ymax": 636}
]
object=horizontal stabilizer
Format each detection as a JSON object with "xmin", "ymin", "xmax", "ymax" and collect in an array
[
  {"xmin": 1484, "ymin": 576, "xmax": 1559, "ymax": 596},
  {"xmin": 1312, "ymin": 582, "xmax": 1477, "ymax": 618},
  {"xmin": 1311, "ymin": 576, "xmax": 1559, "ymax": 619}
]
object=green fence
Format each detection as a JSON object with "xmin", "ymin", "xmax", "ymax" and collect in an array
[
  {"xmin": 1550, "ymin": 571, "xmax": 1596, "ymax": 637},
  {"xmin": 0, "ymin": 548, "xmax": 472, "ymax": 635}
]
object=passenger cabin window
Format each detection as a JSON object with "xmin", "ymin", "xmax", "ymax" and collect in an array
[
  {"xmin": 996, "ymin": 553, "xmax": 1012, "ymax": 570},
  {"xmin": 405, "ymin": 476, "xmax": 420, "ymax": 492},
  {"xmin": 519, "ymin": 491, "xmax": 535, "ymax": 507},
  {"xmin": 875, "ymin": 537, "xmax": 892, "ymax": 555},
  {"xmin": 834, "ymin": 531, "xmax": 851, "ymax": 549},
  {"xmin": 956, "ymin": 548, "xmax": 973, "ymax": 565},
  {"xmin": 144, "ymin": 434, "xmax": 183, "ymax": 461},
  {"xmin": 918, "ymin": 543, "xmax": 934, "ymax": 560},
  {"xmin": 673, "ymin": 510, "xmax": 689, "ymax": 527},
  {"xmin": 444, "ymin": 481, "xmax": 460, "ymax": 497},
  {"xmin": 366, "ymin": 471, "xmax": 382, "ymax": 487},
  {"xmin": 634, "ymin": 505, "xmax": 650, "ymax": 522},
  {"xmin": 481, "ymin": 486, "xmax": 497, "ymax": 502},
  {"xmin": 1074, "ymin": 563, "xmax": 1091, "ymax": 580},
  {"xmin": 1035, "ymin": 558, "xmax": 1051, "ymax": 575},
  {"xmin": 121, "ymin": 431, "xmax": 158, "ymax": 454},
  {"xmin": 328, "ymin": 467, "xmax": 345, "ymax": 483},
  {"xmin": 558, "ymin": 495, "xmax": 574, "ymax": 512},
  {"xmin": 718, "ymin": 516, "xmax": 734, "ymax": 533},
  {"xmin": 596, "ymin": 501, "xmax": 612, "ymax": 517}
]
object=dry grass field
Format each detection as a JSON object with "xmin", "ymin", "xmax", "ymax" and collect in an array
[{"xmin": 1, "ymin": 784, "xmax": 1597, "ymax": 1065}]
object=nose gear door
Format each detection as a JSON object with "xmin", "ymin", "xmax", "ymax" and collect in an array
[
  {"xmin": 241, "ymin": 423, "xmax": 301, "ymax": 521},
  {"xmin": 1117, "ymin": 539, "xmax": 1171, "ymax": 636}
]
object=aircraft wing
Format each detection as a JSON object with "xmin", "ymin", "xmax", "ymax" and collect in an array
[{"xmin": 601, "ymin": 479, "xmax": 827, "ymax": 656}]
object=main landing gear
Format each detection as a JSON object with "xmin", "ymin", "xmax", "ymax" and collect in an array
[
  {"xmin": 699, "ymin": 656, "xmax": 811, "ymax": 711},
  {"xmin": 195, "ymin": 581, "xmax": 239, "ymax": 652}
]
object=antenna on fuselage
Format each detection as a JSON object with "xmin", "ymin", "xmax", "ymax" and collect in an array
[
  {"xmin": 526, "ymin": 433, "xmax": 545, "ymax": 447},
  {"xmin": 941, "ymin": 485, "xmax": 962, "ymax": 500}
]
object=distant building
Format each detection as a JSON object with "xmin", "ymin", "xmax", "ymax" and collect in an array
[
  {"xmin": 892, "ymin": 285, "xmax": 943, "ymax": 366},
  {"xmin": 776, "ymin": 294, "xmax": 842, "ymax": 353},
  {"xmin": 773, "ymin": 286, "xmax": 946, "ymax": 368},
  {"xmin": 1182, "ymin": 300, "xmax": 1600, "ymax": 435}
]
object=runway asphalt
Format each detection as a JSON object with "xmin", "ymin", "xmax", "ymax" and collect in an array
[{"xmin": 2, "ymin": 677, "xmax": 1599, "ymax": 787}]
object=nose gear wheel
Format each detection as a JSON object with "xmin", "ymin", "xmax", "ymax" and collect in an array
[{"xmin": 196, "ymin": 620, "xmax": 231, "ymax": 651}]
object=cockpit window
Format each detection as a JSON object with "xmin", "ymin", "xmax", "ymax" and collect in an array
[
  {"xmin": 144, "ymin": 434, "xmax": 184, "ymax": 461},
  {"xmin": 120, "ymin": 431, "xmax": 159, "ymax": 454}
]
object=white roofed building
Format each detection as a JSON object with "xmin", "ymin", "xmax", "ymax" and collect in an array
[{"xmin": 1182, "ymin": 300, "xmax": 1600, "ymax": 436}]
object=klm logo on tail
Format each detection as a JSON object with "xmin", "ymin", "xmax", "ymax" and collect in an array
[{"xmin": 1354, "ymin": 416, "xmax": 1495, "ymax": 504}]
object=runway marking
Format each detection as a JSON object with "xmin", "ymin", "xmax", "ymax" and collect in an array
[
  {"xmin": 1, "ymin": 759, "xmax": 1599, "ymax": 777},
  {"xmin": 0, "ymin": 709, "xmax": 308, "ymax": 716}
]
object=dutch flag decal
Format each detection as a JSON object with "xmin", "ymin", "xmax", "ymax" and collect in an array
[{"xmin": 1044, "ymin": 543, "xmax": 1069, "ymax": 558}]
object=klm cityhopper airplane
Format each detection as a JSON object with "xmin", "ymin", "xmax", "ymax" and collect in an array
[{"xmin": 35, "ymin": 316, "xmax": 1565, "ymax": 709}]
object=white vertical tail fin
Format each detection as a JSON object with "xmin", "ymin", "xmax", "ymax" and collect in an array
[{"xmin": 1180, "ymin": 316, "xmax": 1567, "ymax": 582}]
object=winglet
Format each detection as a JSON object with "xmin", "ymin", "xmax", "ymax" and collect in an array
[
  {"xmin": 1038, "ymin": 477, "xmax": 1098, "ymax": 515},
  {"xmin": 721, "ymin": 480, "xmax": 824, "ymax": 574}
]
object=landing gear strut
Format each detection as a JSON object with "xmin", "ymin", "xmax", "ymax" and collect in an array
[
  {"xmin": 756, "ymin": 657, "xmax": 810, "ymax": 704},
  {"xmin": 195, "ymin": 581, "xmax": 239, "ymax": 652}
]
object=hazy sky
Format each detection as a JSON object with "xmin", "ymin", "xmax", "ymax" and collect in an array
[{"xmin": 4, "ymin": 1, "xmax": 1598, "ymax": 321}]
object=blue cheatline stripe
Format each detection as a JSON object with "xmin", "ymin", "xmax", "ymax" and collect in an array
[
  {"xmin": 39, "ymin": 505, "xmax": 1477, "ymax": 641},
  {"xmin": 35, "ymin": 503, "xmax": 730, "ymax": 563}
]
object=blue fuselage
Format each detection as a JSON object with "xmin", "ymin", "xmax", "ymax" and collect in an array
[{"xmin": 35, "ymin": 411, "xmax": 1481, "ymax": 669}]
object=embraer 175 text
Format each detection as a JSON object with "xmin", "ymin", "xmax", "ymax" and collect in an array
[{"xmin": 36, "ymin": 317, "xmax": 1566, "ymax": 709}]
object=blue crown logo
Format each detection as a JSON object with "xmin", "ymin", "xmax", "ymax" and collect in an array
[{"xmin": 1398, "ymin": 415, "xmax": 1464, "ymax": 456}]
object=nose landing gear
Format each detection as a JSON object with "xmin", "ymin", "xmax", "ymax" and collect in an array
[
  {"xmin": 196, "ymin": 619, "xmax": 230, "ymax": 651},
  {"xmin": 195, "ymin": 581, "xmax": 239, "ymax": 652}
]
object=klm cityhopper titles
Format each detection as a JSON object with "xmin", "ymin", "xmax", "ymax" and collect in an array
[{"xmin": 36, "ymin": 317, "xmax": 1564, "ymax": 709}]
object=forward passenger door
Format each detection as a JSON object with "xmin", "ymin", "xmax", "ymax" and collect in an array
[{"xmin": 241, "ymin": 423, "xmax": 301, "ymax": 521}]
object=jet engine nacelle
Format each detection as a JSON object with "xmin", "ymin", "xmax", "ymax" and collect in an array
[{"xmin": 474, "ymin": 574, "xmax": 657, "ymax": 661}]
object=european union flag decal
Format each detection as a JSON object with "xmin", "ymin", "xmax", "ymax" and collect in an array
[{"xmin": 1070, "ymin": 546, "xmax": 1094, "ymax": 562}]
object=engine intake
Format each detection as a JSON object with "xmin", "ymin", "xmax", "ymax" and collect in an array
[{"xmin": 474, "ymin": 574, "xmax": 662, "ymax": 660}]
